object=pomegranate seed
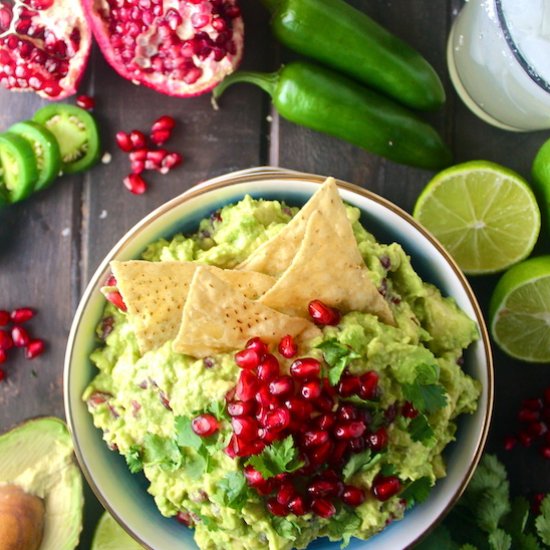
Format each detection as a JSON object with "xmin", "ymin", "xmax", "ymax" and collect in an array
[
  {"xmin": 227, "ymin": 401, "xmax": 255, "ymax": 417},
  {"xmin": 540, "ymin": 446, "xmax": 550, "ymax": 460},
  {"xmin": 0, "ymin": 330, "xmax": 13, "ymax": 350},
  {"xmin": 258, "ymin": 427, "xmax": 280, "ymax": 444},
  {"xmin": 129, "ymin": 149, "xmax": 147, "ymax": 162},
  {"xmin": 303, "ymin": 430, "xmax": 330, "ymax": 448},
  {"xmin": 123, "ymin": 174, "xmax": 147, "ymax": 195},
  {"xmin": 10, "ymin": 307, "xmax": 35, "ymax": 324},
  {"xmin": 372, "ymin": 475, "xmax": 401, "ymax": 501},
  {"xmin": 308, "ymin": 300, "xmax": 341, "ymax": 326},
  {"xmin": 518, "ymin": 431, "xmax": 533, "ymax": 447},
  {"xmin": 146, "ymin": 149, "xmax": 168, "ymax": 164},
  {"xmin": 243, "ymin": 465, "xmax": 264, "ymax": 487},
  {"xmin": 401, "ymin": 401, "xmax": 418, "ymax": 419},
  {"xmin": 105, "ymin": 290, "xmax": 128, "ymax": 311},
  {"xmin": 290, "ymin": 358, "xmax": 321, "ymax": 379},
  {"xmin": 315, "ymin": 394, "xmax": 335, "ymax": 413},
  {"xmin": 301, "ymin": 379, "xmax": 322, "ymax": 400},
  {"xmin": 267, "ymin": 498, "xmax": 287, "ymax": 517},
  {"xmin": 231, "ymin": 417, "xmax": 259, "ymax": 440},
  {"xmin": 269, "ymin": 376, "xmax": 294, "ymax": 398},
  {"xmin": 276, "ymin": 483, "xmax": 296, "ymax": 506},
  {"xmin": 359, "ymin": 371, "xmax": 379, "ymax": 400},
  {"xmin": 246, "ymin": 337, "xmax": 268, "ymax": 357},
  {"xmin": 308, "ymin": 479, "xmax": 339, "ymax": 498},
  {"xmin": 11, "ymin": 326, "xmax": 30, "ymax": 348},
  {"xmin": 338, "ymin": 404, "xmax": 358, "ymax": 421},
  {"xmin": 544, "ymin": 387, "xmax": 550, "ymax": 406},
  {"xmin": 0, "ymin": 367, "xmax": 5, "ymax": 382},
  {"xmin": 175, "ymin": 511, "xmax": 192, "ymax": 526},
  {"xmin": 522, "ymin": 398, "xmax": 544, "ymax": 411},
  {"xmin": 503, "ymin": 434, "xmax": 517, "ymax": 451},
  {"xmin": 236, "ymin": 370, "xmax": 258, "ymax": 402},
  {"xmin": 519, "ymin": 408, "xmax": 540, "ymax": 423},
  {"xmin": 284, "ymin": 398, "xmax": 313, "ymax": 419},
  {"xmin": 533, "ymin": 492, "xmax": 547, "ymax": 514},
  {"xmin": 257, "ymin": 354, "xmax": 280, "ymax": 382},
  {"xmin": 342, "ymin": 485, "xmax": 365, "ymax": 506},
  {"xmin": 330, "ymin": 440, "xmax": 348, "ymax": 465},
  {"xmin": 162, "ymin": 152, "xmax": 183, "ymax": 171},
  {"xmin": 25, "ymin": 339, "xmax": 45, "ymax": 359},
  {"xmin": 288, "ymin": 495, "xmax": 307, "ymax": 516},
  {"xmin": 0, "ymin": 310, "xmax": 10, "ymax": 326},
  {"xmin": 316, "ymin": 413, "xmax": 336, "ymax": 431},
  {"xmin": 349, "ymin": 437, "xmax": 365, "ymax": 452},
  {"xmin": 235, "ymin": 348, "xmax": 262, "ymax": 369},
  {"xmin": 334, "ymin": 420, "xmax": 366, "ymax": 439},
  {"xmin": 129, "ymin": 130, "xmax": 147, "ymax": 150},
  {"xmin": 366, "ymin": 427, "xmax": 388, "ymax": 451},
  {"xmin": 0, "ymin": 349, "xmax": 6, "ymax": 364},
  {"xmin": 310, "ymin": 440, "xmax": 333, "ymax": 465},
  {"xmin": 256, "ymin": 386, "xmax": 279, "ymax": 410},
  {"xmin": 311, "ymin": 498, "xmax": 336, "ymax": 519},
  {"xmin": 76, "ymin": 94, "xmax": 95, "ymax": 110},
  {"xmin": 152, "ymin": 115, "xmax": 176, "ymax": 133},
  {"xmin": 151, "ymin": 129, "xmax": 171, "ymax": 146},
  {"xmin": 131, "ymin": 160, "xmax": 145, "ymax": 174},
  {"xmin": 278, "ymin": 334, "xmax": 297, "ymax": 358},
  {"xmin": 528, "ymin": 421, "xmax": 547, "ymax": 437},
  {"xmin": 191, "ymin": 414, "xmax": 219, "ymax": 436},
  {"xmin": 265, "ymin": 407, "xmax": 290, "ymax": 432},
  {"xmin": 338, "ymin": 375, "xmax": 361, "ymax": 397}
]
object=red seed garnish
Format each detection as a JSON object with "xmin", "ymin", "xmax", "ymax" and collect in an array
[
  {"xmin": 276, "ymin": 483, "xmax": 296, "ymax": 506},
  {"xmin": 290, "ymin": 357, "xmax": 321, "ymax": 379},
  {"xmin": 278, "ymin": 334, "xmax": 297, "ymax": 358},
  {"xmin": 76, "ymin": 94, "xmax": 95, "ymax": 110},
  {"xmin": 503, "ymin": 434, "xmax": 517, "ymax": 451},
  {"xmin": 288, "ymin": 495, "xmax": 307, "ymax": 515},
  {"xmin": 246, "ymin": 337, "xmax": 268, "ymax": 356},
  {"xmin": 311, "ymin": 498, "xmax": 336, "ymax": 518},
  {"xmin": 231, "ymin": 417, "xmax": 259, "ymax": 440},
  {"xmin": 308, "ymin": 300, "xmax": 341, "ymax": 326},
  {"xmin": 342, "ymin": 485, "xmax": 366, "ymax": 506},
  {"xmin": 115, "ymin": 131, "xmax": 133, "ymax": 152},
  {"xmin": 301, "ymin": 379, "xmax": 322, "ymax": 400},
  {"xmin": 11, "ymin": 326, "xmax": 30, "ymax": 348},
  {"xmin": 235, "ymin": 348, "xmax": 262, "ymax": 370},
  {"xmin": 25, "ymin": 339, "xmax": 45, "ymax": 359},
  {"xmin": 227, "ymin": 401, "xmax": 255, "ymax": 417},
  {"xmin": 268, "ymin": 376, "xmax": 294, "ymax": 398},
  {"xmin": 366, "ymin": 427, "xmax": 388, "ymax": 451},
  {"xmin": 266, "ymin": 498, "xmax": 287, "ymax": 517},
  {"xmin": 151, "ymin": 129, "xmax": 171, "ymax": 146},
  {"xmin": 303, "ymin": 430, "xmax": 330, "ymax": 448},
  {"xmin": 0, "ymin": 310, "xmax": 10, "ymax": 326},
  {"xmin": 257, "ymin": 354, "xmax": 280, "ymax": 383},
  {"xmin": 10, "ymin": 307, "xmax": 35, "ymax": 324},
  {"xmin": 372, "ymin": 475, "xmax": 401, "ymax": 501},
  {"xmin": 235, "ymin": 370, "xmax": 258, "ymax": 402},
  {"xmin": 162, "ymin": 152, "xmax": 183, "ymax": 171},
  {"xmin": 540, "ymin": 446, "xmax": 550, "ymax": 460},
  {"xmin": 264, "ymin": 407, "xmax": 291, "ymax": 433},
  {"xmin": 152, "ymin": 115, "xmax": 176, "ymax": 133},
  {"xmin": 401, "ymin": 401, "xmax": 419, "ymax": 419},
  {"xmin": 359, "ymin": 371, "xmax": 379, "ymax": 400},
  {"xmin": 105, "ymin": 291, "xmax": 127, "ymax": 312},
  {"xmin": 129, "ymin": 130, "xmax": 147, "ymax": 150},
  {"xmin": 334, "ymin": 420, "xmax": 366, "ymax": 439},
  {"xmin": 123, "ymin": 174, "xmax": 147, "ymax": 195},
  {"xmin": 191, "ymin": 414, "xmax": 219, "ymax": 437},
  {"xmin": 0, "ymin": 330, "xmax": 13, "ymax": 350},
  {"xmin": 0, "ymin": 349, "xmax": 6, "ymax": 364},
  {"xmin": 519, "ymin": 408, "xmax": 540, "ymax": 423},
  {"xmin": 337, "ymin": 375, "xmax": 361, "ymax": 397}
]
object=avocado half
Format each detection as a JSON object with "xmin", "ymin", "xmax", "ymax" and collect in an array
[{"xmin": 0, "ymin": 417, "xmax": 83, "ymax": 550}]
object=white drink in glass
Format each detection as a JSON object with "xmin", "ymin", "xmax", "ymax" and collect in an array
[{"xmin": 447, "ymin": 0, "xmax": 550, "ymax": 131}]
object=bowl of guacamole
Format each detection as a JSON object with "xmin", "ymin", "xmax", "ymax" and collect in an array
[{"xmin": 64, "ymin": 167, "xmax": 492, "ymax": 550}]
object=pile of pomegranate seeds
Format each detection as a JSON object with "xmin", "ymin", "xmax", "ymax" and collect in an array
[
  {"xmin": 0, "ymin": 307, "xmax": 46, "ymax": 379},
  {"xmin": 115, "ymin": 115, "xmax": 183, "ymax": 194},
  {"xmin": 216, "ymin": 331, "xmax": 401, "ymax": 519},
  {"xmin": 504, "ymin": 388, "xmax": 550, "ymax": 459}
]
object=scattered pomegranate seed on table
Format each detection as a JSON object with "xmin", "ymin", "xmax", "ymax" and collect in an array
[
  {"xmin": 76, "ymin": 94, "xmax": 95, "ymax": 110},
  {"xmin": 123, "ymin": 174, "xmax": 148, "ymax": 196}
]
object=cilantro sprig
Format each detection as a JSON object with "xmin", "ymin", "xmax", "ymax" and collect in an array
[
  {"xmin": 317, "ymin": 339, "xmax": 361, "ymax": 385},
  {"xmin": 245, "ymin": 436, "xmax": 304, "ymax": 479}
]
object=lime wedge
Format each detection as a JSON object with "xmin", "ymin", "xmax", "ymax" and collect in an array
[
  {"xmin": 91, "ymin": 511, "xmax": 144, "ymax": 550},
  {"xmin": 489, "ymin": 256, "xmax": 550, "ymax": 362},
  {"xmin": 413, "ymin": 160, "xmax": 541, "ymax": 275}
]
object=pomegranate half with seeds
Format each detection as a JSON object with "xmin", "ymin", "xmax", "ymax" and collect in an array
[
  {"xmin": 0, "ymin": 0, "xmax": 92, "ymax": 99},
  {"xmin": 83, "ymin": 0, "xmax": 244, "ymax": 97}
]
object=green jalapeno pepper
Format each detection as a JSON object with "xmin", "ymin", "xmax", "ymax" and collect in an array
[
  {"xmin": 213, "ymin": 61, "xmax": 452, "ymax": 170},
  {"xmin": 260, "ymin": 0, "xmax": 445, "ymax": 111}
]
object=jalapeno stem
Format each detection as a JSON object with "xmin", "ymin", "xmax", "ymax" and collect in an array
[{"xmin": 213, "ymin": 70, "xmax": 281, "ymax": 102}]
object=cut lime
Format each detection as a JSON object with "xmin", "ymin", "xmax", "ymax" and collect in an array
[
  {"xmin": 413, "ymin": 160, "xmax": 541, "ymax": 275},
  {"xmin": 91, "ymin": 511, "xmax": 144, "ymax": 550},
  {"xmin": 532, "ymin": 136, "xmax": 550, "ymax": 236},
  {"xmin": 489, "ymin": 256, "xmax": 550, "ymax": 363}
]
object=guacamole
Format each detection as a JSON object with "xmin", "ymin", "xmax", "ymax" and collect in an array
[{"xmin": 84, "ymin": 193, "xmax": 481, "ymax": 549}]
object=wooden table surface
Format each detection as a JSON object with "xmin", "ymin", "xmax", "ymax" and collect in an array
[{"xmin": 1, "ymin": 0, "xmax": 549, "ymax": 547}]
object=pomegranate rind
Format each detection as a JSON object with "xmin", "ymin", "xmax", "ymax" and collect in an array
[
  {"xmin": 82, "ymin": 0, "xmax": 244, "ymax": 98},
  {"xmin": 0, "ymin": 0, "xmax": 92, "ymax": 100}
]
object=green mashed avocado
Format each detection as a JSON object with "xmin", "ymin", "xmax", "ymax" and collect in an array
[{"xmin": 84, "ymin": 196, "xmax": 481, "ymax": 549}]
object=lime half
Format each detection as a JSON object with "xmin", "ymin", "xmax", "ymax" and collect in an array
[
  {"xmin": 91, "ymin": 511, "xmax": 144, "ymax": 550},
  {"xmin": 490, "ymin": 256, "xmax": 550, "ymax": 362},
  {"xmin": 413, "ymin": 160, "xmax": 541, "ymax": 275},
  {"xmin": 532, "ymin": 136, "xmax": 550, "ymax": 236}
]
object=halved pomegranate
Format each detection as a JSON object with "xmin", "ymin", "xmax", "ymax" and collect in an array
[
  {"xmin": 0, "ymin": 0, "xmax": 92, "ymax": 99},
  {"xmin": 83, "ymin": 0, "xmax": 244, "ymax": 97}
]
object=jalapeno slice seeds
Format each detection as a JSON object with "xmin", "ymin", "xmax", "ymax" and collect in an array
[
  {"xmin": 33, "ymin": 104, "xmax": 100, "ymax": 174},
  {"xmin": 8, "ymin": 121, "xmax": 62, "ymax": 191},
  {"xmin": 0, "ymin": 133, "xmax": 39, "ymax": 204}
]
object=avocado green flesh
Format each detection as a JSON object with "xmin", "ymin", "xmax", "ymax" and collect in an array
[
  {"xmin": 0, "ymin": 417, "xmax": 84, "ymax": 550},
  {"xmin": 84, "ymin": 197, "xmax": 481, "ymax": 549}
]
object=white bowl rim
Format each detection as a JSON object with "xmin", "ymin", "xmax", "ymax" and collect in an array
[{"xmin": 64, "ymin": 166, "xmax": 494, "ymax": 550}]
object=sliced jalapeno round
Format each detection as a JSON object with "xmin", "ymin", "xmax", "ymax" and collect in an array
[
  {"xmin": 33, "ymin": 104, "xmax": 101, "ymax": 174},
  {"xmin": 8, "ymin": 120, "xmax": 62, "ymax": 191},
  {"xmin": 0, "ymin": 133, "xmax": 39, "ymax": 204}
]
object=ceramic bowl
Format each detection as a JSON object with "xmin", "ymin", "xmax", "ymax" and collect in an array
[{"xmin": 64, "ymin": 166, "xmax": 493, "ymax": 550}]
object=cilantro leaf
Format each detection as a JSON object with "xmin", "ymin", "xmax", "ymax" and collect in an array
[
  {"xmin": 183, "ymin": 453, "xmax": 207, "ymax": 479},
  {"xmin": 125, "ymin": 444, "xmax": 143, "ymax": 474},
  {"xmin": 488, "ymin": 528, "xmax": 512, "ymax": 550},
  {"xmin": 272, "ymin": 516, "xmax": 302, "ymax": 541},
  {"xmin": 503, "ymin": 496, "xmax": 529, "ymax": 537},
  {"xmin": 246, "ymin": 436, "xmax": 304, "ymax": 479},
  {"xmin": 342, "ymin": 450, "xmax": 382, "ymax": 481},
  {"xmin": 206, "ymin": 400, "xmax": 229, "ymax": 421},
  {"xmin": 326, "ymin": 508, "xmax": 361, "ymax": 549},
  {"xmin": 142, "ymin": 434, "xmax": 183, "ymax": 471},
  {"xmin": 194, "ymin": 511, "xmax": 220, "ymax": 531},
  {"xmin": 414, "ymin": 525, "xmax": 459, "ymax": 550},
  {"xmin": 380, "ymin": 463, "xmax": 397, "ymax": 477},
  {"xmin": 408, "ymin": 414, "xmax": 436, "ymax": 446},
  {"xmin": 400, "ymin": 477, "xmax": 432, "ymax": 509},
  {"xmin": 175, "ymin": 416, "xmax": 203, "ymax": 450},
  {"xmin": 535, "ymin": 494, "xmax": 550, "ymax": 545},
  {"xmin": 415, "ymin": 363, "xmax": 440, "ymax": 385},
  {"xmin": 402, "ymin": 383, "xmax": 447, "ymax": 414},
  {"xmin": 317, "ymin": 340, "xmax": 361, "ymax": 385},
  {"xmin": 214, "ymin": 471, "xmax": 250, "ymax": 510}
]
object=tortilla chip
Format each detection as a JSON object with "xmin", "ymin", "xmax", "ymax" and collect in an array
[
  {"xmin": 238, "ymin": 177, "xmax": 348, "ymax": 277},
  {"xmin": 111, "ymin": 260, "xmax": 275, "ymax": 353},
  {"xmin": 259, "ymin": 211, "xmax": 395, "ymax": 325},
  {"xmin": 172, "ymin": 267, "xmax": 313, "ymax": 357}
]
